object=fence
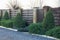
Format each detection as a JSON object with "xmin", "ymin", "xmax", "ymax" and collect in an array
[
  {"xmin": 43, "ymin": 6, "xmax": 60, "ymax": 26},
  {"xmin": 1, "ymin": 7, "xmax": 60, "ymax": 26}
]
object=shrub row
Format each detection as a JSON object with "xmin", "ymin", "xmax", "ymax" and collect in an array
[
  {"xmin": 0, "ymin": 16, "xmax": 1, "ymax": 25},
  {"xmin": 0, "ymin": 11, "xmax": 13, "ymax": 28},
  {"xmin": 46, "ymin": 26, "xmax": 60, "ymax": 38},
  {"xmin": 28, "ymin": 23, "xmax": 60, "ymax": 38},
  {"xmin": 0, "ymin": 11, "xmax": 28, "ymax": 32},
  {"xmin": 28, "ymin": 9, "xmax": 55, "ymax": 34},
  {"xmin": 0, "ymin": 20, "xmax": 13, "ymax": 28},
  {"xmin": 28, "ymin": 23, "xmax": 44, "ymax": 34},
  {"xmin": 28, "ymin": 9, "xmax": 60, "ymax": 38}
]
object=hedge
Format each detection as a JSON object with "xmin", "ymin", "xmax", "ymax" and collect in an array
[
  {"xmin": 0, "ymin": 16, "xmax": 1, "ymax": 25},
  {"xmin": 45, "ymin": 26, "xmax": 60, "ymax": 38},
  {"xmin": 28, "ymin": 23, "xmax": 44, "ymax": 34},
  {"xmin": 0, "ymin": 20, "xmax": 13, "ymax": 28}
]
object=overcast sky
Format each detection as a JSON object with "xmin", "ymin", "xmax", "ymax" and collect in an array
[{"xmin": 0, "ymin": 0, "xmax": 59, "ymax": 9}]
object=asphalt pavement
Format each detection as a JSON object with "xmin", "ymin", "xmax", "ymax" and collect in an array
[{"xmin": 0, "ymin": 28, "xmax": 56, "ymax": 40}]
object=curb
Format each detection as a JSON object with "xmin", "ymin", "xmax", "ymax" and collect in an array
[
  {"xmin": 0, "ymin": 26, "xmax": 60, "ymax": 40},
  {"xmin": 0, "ymin": 26, "xmax": 18, "ymax": 31},
  {"xmin": 31, "ymin": 34, "xmax": 60, "ymax": 40},
  {"xmin": 20, "ymin": 32, "xmax": 60, "ymax": 40}
]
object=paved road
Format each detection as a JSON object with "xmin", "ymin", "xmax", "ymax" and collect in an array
[{"xmin": 0, "ymin": 28, "xmax": 56, "ymax": 40}]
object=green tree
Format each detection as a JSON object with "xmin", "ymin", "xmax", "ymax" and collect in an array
[
  {"xmin": 0, "ymin": 16, "xmax": 1, "ymax": 21},
  {"xmin": 42, "ymin": 9, "xmax": 55, "ymax": 33},
  {"xmin": 3, "ymin": 11, "xmax": 10, "ymax": 20},
  {"xmin": 13, "ymin": 13, "xmax": 26, "ymax": 29},
  {"xmin": 0, "ymin": 16, "xmax": 1, "ymax": 25}
]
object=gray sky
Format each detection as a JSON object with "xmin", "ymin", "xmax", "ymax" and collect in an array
[{"xmin": 0, "ymin": 0, "xmax": 59, "ymax": 9}]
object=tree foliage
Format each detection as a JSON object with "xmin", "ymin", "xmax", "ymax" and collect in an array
[
  {"xmin": 13, "ymin": 13, "xmax": 26, "ymax": 29},
  {"xmin": 42, "ymin": 9, "xmax": 55, "ymax": 33},
  {"xmin": 3, "ymin": 11, "xmax": 10, "ymax": 20},
  {"xmin": 28, "ymin": 23, "xmax": 43, "ymax": 34},
  {"xmin": 0, "ymin": 16, "xmax": 1, "ymax": 21},
  {"xmin": 46, "ymin": 27, "xmax": 60, "ymax": 38}
]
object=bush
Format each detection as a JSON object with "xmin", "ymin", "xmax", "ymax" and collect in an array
[
  {"xmin": 1, "ymin": 20, "xmax": 13, "ymax": 28},
  {"xmin": 3, "ymin": 11, "xmax": 10, "ymax": 20},
  {"xmin": 42, "ymin": 9, "xmax": 55, "ymax": 33},
  {"xmin": 45, "ymin": 26, "xmax": 60, "ymax": 38},
  {"xmin": 28, "ymin": 23, "xmax": 44, "ymax": 34},
  {"xmin": 18, "ymin": 27, "xmax": 29, "ymax": 32},
  {"xmin": 0, "ymin": 16, "xmax": 1, "ymax": 25},
  {"xmin": 13, "ymin": 13, "xmax": 26, "ymax": 29},
  {"xmin": 0, "ymin": 16, "xmax": 1, "ymax": 21}
]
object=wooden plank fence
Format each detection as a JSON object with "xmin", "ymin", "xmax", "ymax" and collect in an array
[{"xmin": 1, "ymin": 7, "xmax": 60, "ymax": 26}]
